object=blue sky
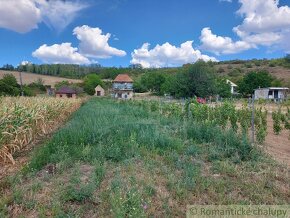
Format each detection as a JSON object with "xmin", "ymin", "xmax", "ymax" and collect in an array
[{"xmin": 0, "ymin": 0, "xmax": 289, "ymax": 68}]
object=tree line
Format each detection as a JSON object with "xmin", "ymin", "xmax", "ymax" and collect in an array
[
  {"xmin": 1, "ymin": 56, "xmax": 288, "ymax": 98},
  {"xmin": 133, "ymin": 61, "xmax": 283, "ymax": 98}
]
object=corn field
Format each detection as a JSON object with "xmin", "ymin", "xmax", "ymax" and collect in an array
[{"xmin": 0, "ymin": 97, "xmax": 83, "ymax": 164}]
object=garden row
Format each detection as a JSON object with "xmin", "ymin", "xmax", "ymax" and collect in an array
[
  {"xmin": 0, "ymin": 97, "xmax": 84, "ymax": 164},
  {"xmin": 130, "ymin": 99, "xmax": 290, "ymax": 144}
]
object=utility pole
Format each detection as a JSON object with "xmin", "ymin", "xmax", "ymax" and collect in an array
[{"xmin": 19, "ymin": 68, "xmax": 24, "ymax": 96}]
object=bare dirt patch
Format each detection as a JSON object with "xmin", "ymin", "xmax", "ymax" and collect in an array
[{"xmin": 264, "ymin": 116, "xmax": 290, "ymax": 167}]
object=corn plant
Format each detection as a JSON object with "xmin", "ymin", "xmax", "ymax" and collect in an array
[{"xmin": 0, "ymin": 97, "xmax": 84, "ymax": 164}]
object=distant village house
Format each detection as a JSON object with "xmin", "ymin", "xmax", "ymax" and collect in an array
[
  {"xmin": 254, "ymin": 87, "xmax": 289, "ymax": 100},
  {"xmin": 112, "ymin": 74, "xmax": 133, "ymax": 99},
  {"xmin": 95, "ymin": 85, "xmax": 105, "ymax": 97},
  {"xmin": 226, "ymin": 79, "xmax": 238, "ymax": 95},
  {"xmin": 55, "ymin": 86, "xmax": 77, "ymax": 98}
]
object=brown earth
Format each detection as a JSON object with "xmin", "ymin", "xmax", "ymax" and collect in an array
[
  {"xmin": 0, "ymin": 70, "xmax": 82, "ymax": 88},
  {"xmin": 215, "ymin": 64, "xmax": 290, "ymax": 84},
  {"xmin": 264, "ymin": 116, "xmax": 290, "ymax": 167}
]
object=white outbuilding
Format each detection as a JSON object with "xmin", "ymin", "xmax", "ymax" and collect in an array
[
  {"xmin": 226, "ymin": 79, "xmax": 238, "ymax": 95},
  {"xmin": 254, "ymin": 87, "xmax": 289, "ymax": 100}
]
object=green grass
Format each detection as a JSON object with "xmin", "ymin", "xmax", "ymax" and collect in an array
[{"xmin": 1, "ymin": 98, "xmax": 289, "ymax": 217}]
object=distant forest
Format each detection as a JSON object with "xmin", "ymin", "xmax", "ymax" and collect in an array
[{"xmin": 0, "ymin": 63, "xmax": 180, "ymax": 80}]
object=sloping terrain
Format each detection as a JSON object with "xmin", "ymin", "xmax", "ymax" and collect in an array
[
  {"xmin": 0, "ymin": 70, "xmax": 82, "ymax": 87},
  {"xmin": 215, "ymin": 64, "xmax": 290, "ymax": 84}
]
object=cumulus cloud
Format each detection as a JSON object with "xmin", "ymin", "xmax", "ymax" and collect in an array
[
  {"xmin": 131, "ymin": 41, "xmax": 217, "ymax": 68},
  {"xmin": 200, "ymin": 0, "xmax": 290, "ymax": 54},
  {"xmin": 233, "ymin": 0, "xmax": 290, "ymax": 50},
  {"xmin": 0, "ymin": 0, "xmax": 87, "ymax": 33},
  {"xmin": 32, "ymin": 43, "xmax": 90, "ymax": 64},
  {"xmin": 73, "ymin": 25, "xmax": 126, "ymax": 59},
  {"xmin": 235, "ymin": 0, "xmax": 290, "ymax": 34},
  {"xmin": 0, "ymin": 0, "xmax": 41, "ymax": 33},
  {"xmin": 33, "ymin": 26, "xmax": 126, "ymax": 64},
  {"xmin": 200, "ymin": 27, "xmax": 252, "ymax": 55}
]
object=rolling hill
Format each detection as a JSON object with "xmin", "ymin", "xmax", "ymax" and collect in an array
[{"xmin": 0, "ymin": 70, "xmax": 82, "ymax": 88}]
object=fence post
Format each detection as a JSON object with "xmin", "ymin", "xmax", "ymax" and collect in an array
[
  {"xmin": 188, "ymin": 99, "xmax": 192, "ymax": 119},
  {"xmin": 251, "ymin": 94, "xmax": 255, "ymax": 144}
]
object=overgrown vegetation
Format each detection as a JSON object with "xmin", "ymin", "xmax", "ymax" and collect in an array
[
  {"xmin": 0, "ymin": 98, "xmax": 289, "ymax": 217},
  {"xmin": 0, "ymin": 74, "xmax": 47, "ymax": 96}
]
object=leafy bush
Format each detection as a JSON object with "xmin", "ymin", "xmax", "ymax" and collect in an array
[{"xmin": 83, "ymin": 74, "xmax": 104, "ymax": 95}]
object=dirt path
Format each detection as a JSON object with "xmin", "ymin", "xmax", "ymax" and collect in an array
[{"xmin": 264, "ymin": 116, "xmax": 290, "ymax": 167}]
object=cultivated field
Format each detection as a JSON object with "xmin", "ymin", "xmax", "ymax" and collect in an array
[
  {"xmin": 0, "ymin": 70, "xmax": 82, "ymax": 87},
  {"xmin": 0, "ymin": 97, "xmax": 83, "ymax": 165},
  {"xmin": 0, "ymin": 98, "xmax": 289, "ymax": 217}
]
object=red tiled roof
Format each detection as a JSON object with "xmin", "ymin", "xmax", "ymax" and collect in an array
[
  {"xmin": 113, "ymin": 74, "xmax": 133, "ymax": 83},
  {"xmin": 55, "ymin": 86, "xmax": 77, "ymax": 94}
]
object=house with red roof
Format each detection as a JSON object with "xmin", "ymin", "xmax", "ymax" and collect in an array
[{"xmin": 112, "ymin": 74, "xmax": 133, "ymax": 99}]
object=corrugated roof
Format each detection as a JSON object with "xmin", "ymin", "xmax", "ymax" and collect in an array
[
  {"xmin": 55, "ymin": 86, "xmax": 77, "ymax": 94},
  {"xmin": 113, "ymin": 74, "xmax": 133, "ymax": 83},
  {"xmin": 255, "ymin": 87, "xmax": 289, "ymax": 91}
]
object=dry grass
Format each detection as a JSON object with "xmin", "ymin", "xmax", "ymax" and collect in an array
[
  {"xmin": 215, "ymin": 64, "xmax": 290, "ymax": 82},
  {"xmin": 0, "ymin": 97, "xmax": 83, "ymax": 164},
  {"xmin": 0, "ymin": 70, "xmax": 82, "ymax": 88}
]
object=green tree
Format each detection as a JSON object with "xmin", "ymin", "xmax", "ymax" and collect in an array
[
  {"xmin": 133, "ymin": 79, "xmax": 147, "ymax": 93},
  {"xmin": 83, "ymin": 74, "xmax": 103, "ymax": 95},
  {"xmin": 216, "ymin": 78, "xmax": 231, "ymax": 98},
  {"xmin": 140, "ymin": 72, "xmax": 167, "ymax": 95},
  {"xmin": 238, "ymin": 71, "xmax": 273, "ymax": 97},
  {"xmin": 285, "ymin": 54, "xmax": 290, "ymax": 63},
  {"xmin": 2, "ymin": 74, "xmax": 19, "ymax": 87},
  {"xmin": 170, "ymin": 61, "xmax": 217, "ymax": 98},
  {"xmin": 0, "ymin": 74, "xmax": 20, "ymax": 96},
  {"xmin": 160, "ymin": 75, "xmax": 177, "ymax": 95}
]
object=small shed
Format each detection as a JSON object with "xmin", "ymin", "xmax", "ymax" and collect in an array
[
  {"xmin": 55, "ymin": 86, "xmax": 77, "ymax": 98},
  {"xmin": 226, "ymin": 79, "xmax": 238, "ymax": 94},
  {"xmin": 254, "ymin": 87, "xmax": 289, "ymax": 100},
  {"xmin": 95, "ymin": 85, "xmax": 105, "ymax": 96}
]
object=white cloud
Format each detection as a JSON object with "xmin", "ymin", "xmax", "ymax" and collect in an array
[
  {"xmin": 233, "ymin": 0, "xmax": 290, "ymax": 50},
  {"xmin": 73, "ymin": 25, "xmax": 126, "ymax": 59},
  {"xmin": 131, "ymin": 41, "xmax": 217, "ymax": 68},
  {"xmin": 32, "ymin": 43, "xmax": 90, "ymax": 64},
  {"xmin": 33, "ymin": 26, "xmax": 126, "ymax": 64},
  {"xmin": 235, "ymin": 0, "xmax": 290, "ymax": 33},
  {"xmin": 20, "ymin": 61, "xmax": 32, "ymax": 66},
  {"xmin": 200, "ymin": 0, "xmax": 290, "ymax": 54},
  {"xmin": 0, "ymin": 0, "xmax": 41, "ymax": 33},
  {"xmin": 0, "ymin": 0, "xmax": 87, "ymax": 33},
  {"xmin": 38, "ymin": 0, "xmax": 88, "ymax": 33},
  {"xmin": 200, "ymin": 27, "xmax": 252, "ymax": 55}
]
